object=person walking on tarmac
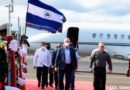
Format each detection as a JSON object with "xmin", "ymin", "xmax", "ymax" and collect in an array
[
  {"xmin": 33, "ymin": 42, "xmax": 51, "ymax": 89},
  {"xmin": 55, "ymin": 38, "xmax": 77, "ymax": 90},
  {"xmin": 52, "ymin": 43, "xmax": 62, "ymax": 89},
  {"xmin": 89, "ymin": 42, "xmax": 112, "ymax": 90}
]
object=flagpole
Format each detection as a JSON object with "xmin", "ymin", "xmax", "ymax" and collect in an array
[{"xmin": 25, "ymin": 3, "xmax": 29, "ymax": 35}]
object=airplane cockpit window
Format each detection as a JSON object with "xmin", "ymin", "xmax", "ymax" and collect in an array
[
  {"xmin": 128, "ymin": 35, "xmax": 130, "ymax": 40},
  {"xmin": 114, "ymin": 34, "xmax": 118, "ymax": 39},
  {"xmin": 121, "ymin": 34, "xmax": 125, "ymax": 39},
  {"xmin": 107, "ymin": 34, "xmax": 110, "ymax": 39},
  {"xmin": 92, "ymin": 33, "xmax": 96, "ymax": 38},
  {"xmin": 99, "ymin": 33, "xmax": 103, "ymax": 38}
]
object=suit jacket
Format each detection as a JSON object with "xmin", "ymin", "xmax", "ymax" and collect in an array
[
  {"xmin": 55, "ymin": 47, "xmax": 77, "ymax": 70},
  {"xmin": 52, "ymin": 49, "xmax": 58, "ymax": 66}
]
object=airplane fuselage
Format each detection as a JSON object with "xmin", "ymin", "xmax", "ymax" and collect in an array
[{"xmin": 27, "ymin": 23, "xmax": 130, "ymax": 60}]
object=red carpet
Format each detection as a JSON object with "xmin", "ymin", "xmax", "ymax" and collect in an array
[{"xmin": 26, "ymin": 79, "xmax": 111, "ymax": 90}]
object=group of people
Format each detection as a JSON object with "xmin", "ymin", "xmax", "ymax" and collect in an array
[
  {"xmin": 33, "ymin": 37, "xmax": 112, "ymax": 90},
  {"xmin": 33, "ymin": 38, "xmax": 79, "ymax": 90},
  {"xmin": 0, "ymin": 34, "xmax": 29, "ymax": 90},
  {"xmin": 0, "ymin": 34, "xmax": 113, "ymax": 90}
]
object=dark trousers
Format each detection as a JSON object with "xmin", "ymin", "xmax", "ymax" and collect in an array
[
  {"xmin": 70, "ymin": 70, "xmax": 75, "ymax": 90},
  {"xmin": 0, "ymin": 63, "xmax": 6, "ymax": 90},
  {"xmin": 54, "ymin": 71, "xmax": 58, "ymax": 88},
  {"xmin": 94, "ymin": 67, "xmax": 106, "ymax": 90},
  {"xmin": 36, "ymin": 66, "xmax": 48, "ymax": 88},
  {"xmin": 0, "ymin": 76, "xmax": 5, "ymax": 90},
  {"xmin": 42, "ymin": 66, "xmax": 48, "ymax": 88},
  {"xmin": 46, "ymin": 70, "xmax": 48, "ymax": 86},
  {"xmin": 49, "ymin": 67, "xmax": 54, "ymax": 85},
  {"xmin": 36, "ymin": 67, "xmax": 42, "ymax": 84},
  {"xmin": 46, "ymin": 67, "xmax": 53, "ymax": 86},
  {"xmin": 58, "ymin": 64, "xmax": 72, "ymax": 90}
]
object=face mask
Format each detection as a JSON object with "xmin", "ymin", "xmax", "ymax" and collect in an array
[
  {"xmin": 64, "ymin": 42, "xmax": 70, "ymax": 47},
  {"xmin": 41, "ymin": 46, "xmax": 46, "ymax": 50},
  {"xmin": 22, "ymin": 44, "xmax": 26, "ymax": 46}
]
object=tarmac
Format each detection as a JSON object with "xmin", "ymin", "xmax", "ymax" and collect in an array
[{"xmin": 26, "ymin": 56, "xmax": 130, "ymax": 90}]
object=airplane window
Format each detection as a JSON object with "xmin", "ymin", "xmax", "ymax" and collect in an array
[
  {"xmin": 121, "ymin": 34, "xmax": 125, "ymax": 39},
  {"xmin": 107, "ymin": 34, "xmax": 110, "ymax": 39},
  {"xmin": 128, "ymin": 35, "xmax": 130, "ymax": 40},
  {"xmin": 92, "ymin": 33, "xmax": 96, "ymax": 38},
  {"xmin": 114, "ymin": 34, "xmax": 118, "ymax": 39},
  {"xmin": 99, "ymin": 33, "xmax": 103, "ymax": 38}
]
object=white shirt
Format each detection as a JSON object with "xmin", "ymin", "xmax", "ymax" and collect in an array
[
  {"xmin": 9, "ymin": 39, "xmax": 18, "ymax": 52},
  {"xmin": 19, "ymin": 44, "xmax": 28, "ymax": 57},
  {"xmin": 33, "ymin": 48, "xmax": 51, "ymax": 67}
]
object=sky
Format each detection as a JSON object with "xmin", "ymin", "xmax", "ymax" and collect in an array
[{"xmin": 0, "ymin": 0, "xmax": 130, "ymax": 31}]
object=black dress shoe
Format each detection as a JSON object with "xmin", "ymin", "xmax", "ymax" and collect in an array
[
  {"xmin": 38, "ymin": 82, "xmax": 40, "ymax": 87},
  {"xmin": 41, "ymin": 87, "xmax": 44, "ymax": 90},
  {"xmin": 55, "ymin": 86, "xmax": 58, "ymax": 90},
  {"xmin": 49, "ymin": 84, "xmax": 53, "ymax": 87}
]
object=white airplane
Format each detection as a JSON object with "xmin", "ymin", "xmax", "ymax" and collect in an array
[{"xmin": 27, "ymin": 22, "xmax": 130, "ymax": 60}]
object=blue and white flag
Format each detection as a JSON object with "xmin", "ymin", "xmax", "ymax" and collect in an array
[{"xmin": 26, "ymin": 0, "xmax": 66, "ymax": 33}]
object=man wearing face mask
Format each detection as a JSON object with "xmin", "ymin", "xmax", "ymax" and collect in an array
[
  {"xmin": 33, "ymin": 42, "xmax": 51, "ymax": 89},
  {"xmin": 55, "ymin": 38, "xmax": 77, "ymax": 90}
]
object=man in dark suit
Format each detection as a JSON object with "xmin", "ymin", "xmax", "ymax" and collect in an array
[
  {"xmin": 55, "ymin": 38, "xmax": 77, "ymax": 90},
  {"xmin": 52, "ymin": 43, "xmax": 62, "ymax": 89}
]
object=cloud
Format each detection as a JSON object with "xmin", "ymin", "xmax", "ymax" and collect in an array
[
  {"xmin": 0, "ymin": 0, "xmax": 130, "ymax": 30},
  {"xmin": 40, "ymin": 0, "xmax": 88, "ymax": 12},
  {"xmin": 0, "ymin": 0, "xmax": 10, "ymax": 5},
  {"xmin": 41, "ymin": 0, "xmax": 130, "ymax": 22},
  {"xmin": 62, "ymin": 9, "xmax": 130, "ymax": 23},
  {"xmin": 0, "ymin": 0, "xmax": 26, "ymax": 5},
  {"xmin": 0, "ymin": 0, "xmax": 90, "ymax": 12},
  {"xmin": 77, "ymin": 0, "xmax": 130, "ymax": 16},
  {"xmin": 78, "ymin": 0, "xmax": 105, "ymax": 9},
  {"xmin": 0, "ymin": 5, "xmax": 27, "ymax": 30}
]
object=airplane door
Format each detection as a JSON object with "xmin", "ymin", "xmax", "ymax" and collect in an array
[
  {"xmin": 67, "ymin": 27, "xmax": 79, "ymax": 49},
  {"xmin": 0, "ymin": 26, "xmax": 7, "ymax": 37}
]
